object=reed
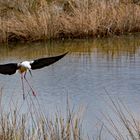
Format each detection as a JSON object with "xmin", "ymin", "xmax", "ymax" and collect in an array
[
  {"xmin": 0, "ymin": 90, "xmax": 84, "ymax": 140},
  {"xmin": 0, "ymin": 90, "xmax": 140, "ymax": 139},
  {"xmin": 101, "ymin": 94, "xmax": 140, "ymax": 140},
  {"xmin": 0, "ymin": 0, "xmax": 140, "ymax": 42}
]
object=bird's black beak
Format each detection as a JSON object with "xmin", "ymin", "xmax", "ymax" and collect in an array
[{"xmin": 29, "ymin": 69, "xmax": 32, "ymax": 77}]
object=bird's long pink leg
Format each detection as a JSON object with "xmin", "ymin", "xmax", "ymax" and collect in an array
[
  {"xmin": 21, "ymin": 74, "xmax": 25, "ymax": 100},
  {"xmin": 24, "ymin": 72, "xmax": 36, "ymax": 97}
]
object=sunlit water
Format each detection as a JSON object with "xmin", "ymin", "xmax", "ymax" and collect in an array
[{"xmin": 1, "ymin": 34, "xmax": 140, "ymax": 138}]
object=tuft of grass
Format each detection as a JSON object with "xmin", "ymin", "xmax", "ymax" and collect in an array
[
  {"xmin": 0, "ymin": 88, "xmax": 140, "ymax": 139},
  {"xmin": 0, "ymin": 89, "xmax": 84, "ymax": 140},
  {"xmin": 0, "ymin": 0, "xmax": 140, "ymax": 42}
]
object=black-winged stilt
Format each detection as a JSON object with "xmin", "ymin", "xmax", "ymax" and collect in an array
[{"xmin": 0, "ymin": 52, "xmax": 68, "ymax": 99}]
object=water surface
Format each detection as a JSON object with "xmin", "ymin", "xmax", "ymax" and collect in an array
[{"xmin": 0, "ymin": 34, "xmax": 140, "ymax": 138}]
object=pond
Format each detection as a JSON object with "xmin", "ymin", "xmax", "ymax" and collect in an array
[{"xmin": 0, "ymin": 34, "xmax": 140, "ymax": 138}]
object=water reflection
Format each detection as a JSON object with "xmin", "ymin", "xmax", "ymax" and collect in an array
[{"xmin": 0, "ymin": 34, "xmax": 140, "ymax": 62}]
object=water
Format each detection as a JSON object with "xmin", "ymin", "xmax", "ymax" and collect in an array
[{"xmin": 0, "ymin": 34, "xmax": 140, "ymax": 138}]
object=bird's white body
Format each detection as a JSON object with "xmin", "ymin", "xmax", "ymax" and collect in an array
[
  {"xmin": 20, "ymin": 61, "xmax": 32, "ymax": 69},
  {"xmin": 18, "ymin": 61, "xmax": 33, "ymax": 73}
]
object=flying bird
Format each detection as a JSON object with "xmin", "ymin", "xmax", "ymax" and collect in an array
[{"xmin": 0, "ymin": 52, "xmax": 68, "ymax": 99}]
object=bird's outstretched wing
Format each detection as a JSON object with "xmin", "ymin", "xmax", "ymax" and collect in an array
[
  {"xmin": 31, "ymin": 52, "xmax": 68, "ymax": 70},
  {"xmin": 0, "ymin": 63, "xmax": 18, "ymax": 75}
]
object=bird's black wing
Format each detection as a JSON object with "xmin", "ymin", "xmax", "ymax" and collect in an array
[
  {"xmin": 0, "ymin": 63, "xmax": 18, "ymax": 75},
  {"xmin": 31, "ymin": 52, "xmax": 68, "ymax": 70}
]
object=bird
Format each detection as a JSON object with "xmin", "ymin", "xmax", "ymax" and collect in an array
[{"xmin": 0, "ymin": 52, "xmax": 68, "ymax": 99}]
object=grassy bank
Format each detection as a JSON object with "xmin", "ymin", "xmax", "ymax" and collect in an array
[{"xmin": 0, "ymin": 0, "xmax": 140, "ymax": 43}]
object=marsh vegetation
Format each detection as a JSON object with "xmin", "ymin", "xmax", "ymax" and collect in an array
[
  {"xmin": 0, "ymin": 0, "xmax": 140, "ymax": 42},
  {"xmin": 0, "ymin": 91, "xmax": 139, "ymax": 140},
  {"xmin": 0, "ymin": 91, "xmax": 84, "ymax": 140},
  {"xmin": 0, "ymin": 1, "xmax": 140, "ymax": 139}
]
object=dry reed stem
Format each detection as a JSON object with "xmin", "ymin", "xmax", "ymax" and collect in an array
[
  {"xmin": 0, "ymin": 0, "xmax": 139, "ymax": 42},
  {"xmin": 0, "ymin": 89, "xmax": 84, "ymax": 140}
]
